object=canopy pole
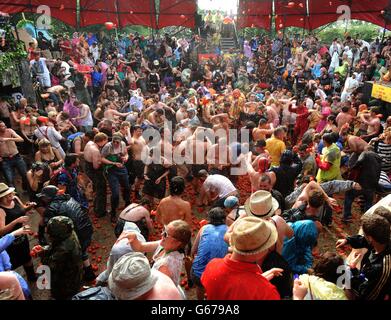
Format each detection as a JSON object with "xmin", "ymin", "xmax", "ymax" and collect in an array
[
  {"xmin": 150, "ymin": 0, "xmax": 155, "ymax": 42},
  {"xmin": 28, "ymin": 0, "xmax": 38, "ymax": 38},
  {"xmin": 115, "ymin": 0, "xmax": 121, "ymax": 36},
  {"xmin": 270, "ymin": 0, "xmax": 275, "ymax": 38},
  {"xmin": 76, "ymin": 0, "xmax": 80, "ymax": 31},
  {"xmin": 381, "ymin": 20, "xmax": 387, "ymax": 44}
]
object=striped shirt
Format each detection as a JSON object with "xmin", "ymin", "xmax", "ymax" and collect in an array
[
  {"xmin": 376, "ymin": 141, "xmax": 391, "ymax": 173},
  {"xmin": 379, "ymin": 171, "xmax": 391, "ymax": 187}
]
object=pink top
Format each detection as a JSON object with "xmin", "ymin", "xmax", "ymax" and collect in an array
[{"xmin": 316, "ymin": 106, "xmax": 331, "ymax": 133}]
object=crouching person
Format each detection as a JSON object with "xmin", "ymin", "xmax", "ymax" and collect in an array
[
  {"xmin": 31, "ymin": 216, "xmax": 83, "ymax": 300},
  {"xmin": 36, "ymin": 185, "xmax": 96, "ymax": 281}
]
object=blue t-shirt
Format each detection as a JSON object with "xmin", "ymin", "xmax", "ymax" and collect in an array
[
  {"xmin": 91, "ymin": 71, "xmax": 103, "ymax": 87},
  {"xmin": 86, "ymin": 34, "xmax": 98, "ymax": 47},
  {"xmin": 191, "ymin": 224, "xmax": 228, "ymax": 278}
]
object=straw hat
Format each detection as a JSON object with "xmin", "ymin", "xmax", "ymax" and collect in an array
[
  {"xmin": 0, "ymin": 183, "xmax": 15, "ymax": 199},
  {"xmin": 231, "ymin": 216, "xmax": 278, "ymax": 256},
  {"xmin": 108, "ymin": 252, "xmax": 158, "ymax": 300},
  {"xmin": 244, "ymin": 190, "xmax": 279, "ymax": 218}
]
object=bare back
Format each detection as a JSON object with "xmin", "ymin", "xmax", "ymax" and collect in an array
[{"xmin": 157, "ymin": 196, "xmax": 192, "ymax": 226}]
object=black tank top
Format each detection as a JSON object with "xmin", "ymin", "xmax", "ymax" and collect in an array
[{"xmin": 0, "ymin": 200, "xmax": 25, "ymax": 232}]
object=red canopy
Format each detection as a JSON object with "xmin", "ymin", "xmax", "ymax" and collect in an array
[
  {"xmin": 1, "ymin": 0, "xmax": 390, "ymax": 30},
  {"xmin": 237, "ymin": 0, "xmax": 272, "ymax": 29},
  {"xmin": 275, "ymin": 0, "xmax": 307, "ymax": 30},
  {"xmin": 158, "ymin": 0, "xmax": 196, "ymax": 28},
  {"xmin": 307, "ymin": 0, "xmax": 389, "ymax": 30},
  {"xmin": 79, "ymin": 0, "xmax": 157, "ymax": 28},
  {"xmin": 0, "ymin": 0, "xmax": 77, "ymax": 26}
]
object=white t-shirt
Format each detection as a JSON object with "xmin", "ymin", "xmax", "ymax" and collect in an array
[
  {"xmin": 315, "ymin": 88, "xmax": 327, "ymax": 101},
  {"xmin": 30, "ymin": 58, "xmax": 50, "ymax": 76},
  {"xmin": 203, "ymin": 174, "xmax": 237, "ymax": 198},
  {"xmin": 79, "ymin": 104, "xmax": 93, "ymax": 127},
  {"xmin": 34, "ymin": 125, "xmax": 65, "ymax": 158},
  {"xmin": 305, "ymin": 98, "xmax": 314, "ymax": 110},
  {"xmin": 61, "ymin": 61, "xmax": 71, "ymax": 77},
  {"xmin": 96, "ymin": 222, "xmax": 145, "ymax": 283}
]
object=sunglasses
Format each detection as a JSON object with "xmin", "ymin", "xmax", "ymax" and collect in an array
[{"xmin": 162, "ymin": 230, "xmax": 179, "ymax": 241}]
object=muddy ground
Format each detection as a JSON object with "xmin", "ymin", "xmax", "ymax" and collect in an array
[{"xmin": 13, "ymin": 174, "xmax": 362, "ymax": 300}]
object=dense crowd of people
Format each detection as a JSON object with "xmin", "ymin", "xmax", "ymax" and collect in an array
[{"xmin": 1, "ymin": 16, "xmax": 391, "ymax": 300}]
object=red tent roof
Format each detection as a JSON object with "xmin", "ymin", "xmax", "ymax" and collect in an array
[
  {"xmin": 237, "ymin": 0, "xmax": 272, "ymax": 29},
  {"xmin": 308, "ymin": 0, "xmax": 390, "ymax": 30},
  {"xmin": 275, "ymin": 0, "xmax": 307, "ymax": 30},
  {"xmin": 0, "ymin": 0, "xmax": 77, "ymax": 26},
  {"xmin": 158, "ymin": 0, "xmax": 196, "ymax": 28},
  {"xmin": 79, "ymin": 0, "xmax": 157, "ymax": 28},
  {"xmin": 1, "ymin": 0, "xmax": 390, "ymax": 30}
]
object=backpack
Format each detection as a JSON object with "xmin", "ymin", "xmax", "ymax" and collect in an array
[
  {"xmin": 72, "ymin": 286, "xmax": 115, "ymax": 300},
  {"xmin": 49, "ymin": 167, "xmax": 73, "ymax": 187},
  {"xmin": 66, "ymin": 132, "xmax": 84, "ymax": 153}
]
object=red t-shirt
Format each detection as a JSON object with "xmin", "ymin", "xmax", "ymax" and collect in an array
[{"xmin": 201, "ymin": 255, "xmax": 280, "ymax": 300}]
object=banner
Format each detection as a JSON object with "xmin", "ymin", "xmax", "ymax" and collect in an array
[{"xmin": 372, "ymin": 83, "xmax": 391, "ymax": 103}]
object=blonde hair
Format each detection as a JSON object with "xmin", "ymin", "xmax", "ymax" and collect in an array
[
  {"xmin": 169, "ymin": 220, "xmax": 191, "ymax": 249},
  {"xmin": 38, "ymin": 138, "xmax": 51, "ymax": 147},
  {"xmin": 94, "ymin": 132, "xmax": 108, "ymax": 143}
]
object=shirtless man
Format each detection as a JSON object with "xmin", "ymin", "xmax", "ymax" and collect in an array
[
  {"xmin": 115, "ymin": 198, "xmax": 153, "ymax": 240},
  {"xmin": 245, "ymin": 151, "xmax": 272, "ymax": 193},
  {"xmin": 156, "ymin": 176, "xmax": 192, "ymax": 226},
  {"xmin": 206, "ymin": 137, "xmax": 231, "ymax": 177},
  {"xmin": 360, "ymin": 108, "xmax": 381, "ymax": 142},
  {"xmin": 142, "ymin": 95, "xmax": 175, "ymax": 117},
  {"xmin": 185, "ymin": 127, "xmax": 212, "ymax": 192},
  {"xmin": 56, "ymin": 111, "xmax": 78, "ymax": 135},
  {"xmin": 340, "ymin": 128, "xmax": 369, "ymax": 167},
  {"xmin": 266, "ymin": 104, "xmax": 280, "ymax": 128},
  {"xmin": 252, "ymin": 118, "xmax": 274, "ymax": 142},
  {"xmin": 176, "ymin": 104, "xmax": 188, "ymax": 123},
  {"xmin": 244, "ymin": 93, "xmax": 259, "ymax": 114},
  {"xmin": 210, "ymin": 113, "xmax": 229, "ymax": 134},
  {"xmin": 129, "ymin": 125, "xmax": 147, "ymax": 197},
  {"xmin": 147, "ymin": 108, "xmax": 165, "ymax": 128},
  {"xmin": 84, "ymin": 132, "xmax": 108, "ymax": 217},
  {"xmin": 0, "ymin": 121, "xmax": 28, "ymax": 189},
  {"xmin": 104, "ymin": 102, "xmax": 131, "ymax": 122},
  {"xmin": 159, "ymin": 127, "xmax": 174, "ymax": 164},
  {"xmin": 10, "ymin": 99, "xmax": 27, "ymax": 132},
  {"xmin": 336, "ymin": 106, "xmax": 354, "ymax": 130}
]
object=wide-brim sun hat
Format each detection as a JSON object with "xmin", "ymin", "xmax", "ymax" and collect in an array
[
  {"xmin": 0, "ymin": 183, "xmax": 15, "ymax": 199},
  {"xmin": 244, "ymin": 190, "xmax": 279, "ymax": 219},
  {"xmin": 231, "ymin": 216, "xmax": 278, "ymax": 256}
]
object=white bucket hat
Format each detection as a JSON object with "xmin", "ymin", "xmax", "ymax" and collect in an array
[{"xmin": 108, "ymin": 252, "xmax": 158, "ymax": 300}]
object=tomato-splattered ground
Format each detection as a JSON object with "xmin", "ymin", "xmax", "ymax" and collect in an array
[{"xmin": 19, "ymin": 174, "xmax": 362, "ymax": 300}]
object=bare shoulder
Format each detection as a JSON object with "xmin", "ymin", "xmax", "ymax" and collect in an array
[{"xmin": 183, "ymin": 199, "xmax": 191, "ymax": 208}]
